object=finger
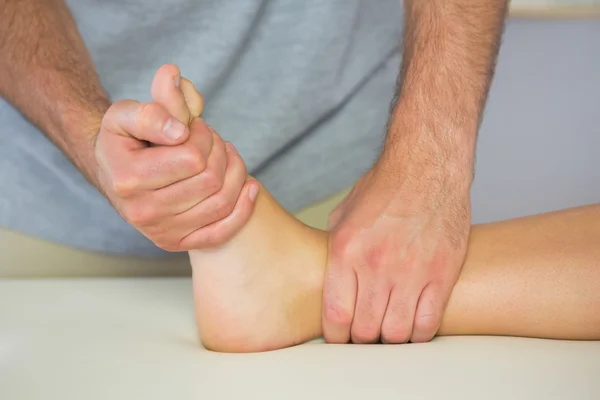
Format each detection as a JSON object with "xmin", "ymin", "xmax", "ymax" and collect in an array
[
  {"xmin": 350, "ymin": 275, "xmax": 391, "ymax": 344},
  {"xmin": 380, "ymin": 284, "xmax": 420, "ymax": 344},
  {"xmin": 186, "ymin": 117, "xmax": 214, "ymax": 162},
  {"xmin": 410, "ymin": 281, "xmax": 449, "ymax": 343},
  {"xmin": 165, "ymin": 130, "xmax": 228, "ymax": 212},
  {"xmin": 180, "ymin": 77, "xmax": 204, "ymax": 118},
  {"xmin": 178, "ymin": 141, "xmax": 245, "ymax": 219},
  {"xmin": 115, "ymin": 118, "xmax": 214, "ymax": 192},
  {"xmin": 178, "ymin": 179, "xmax": 260, "ymax": 249},
  {"xmin": 322, "ymin": 245, "xmax": 358, "ymax": 343},
  {"xmin": 150, "ymin": 135, "xmax": 237, "ymax": 216},
  {"xmin": 165, "ymin": 142, "xmax": 247, "ymax": 235},
  {"xmin": 101, "ymin": 100, "xmax": 189, "ymax": 146},
  {"xmin": 151, "ymin": 64, "xmax": 191, "ymax": 125},
  {"xmin": 203, "ymin": 128, "xmax": 228, "ymax": 194}
]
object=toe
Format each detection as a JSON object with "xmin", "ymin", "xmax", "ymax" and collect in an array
[
  {"xmin": 151, "ymin": 64, "xmax": 191, "ymax": 125},
  {"xmin": 180, "ymin": 77, "xmax": 204, "ymax": 118}
]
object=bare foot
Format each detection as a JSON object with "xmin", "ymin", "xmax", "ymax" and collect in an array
[
  {"xmin": 148, "ymin": 65, "xmax": 319, "ymax": 352},
  {"xmin": 189, "ymin": 188, "xmax": 327, "ymax": 353},
  {"xmin": 147, "ymin": 65, "xmax": 326, "ymax": 352}
]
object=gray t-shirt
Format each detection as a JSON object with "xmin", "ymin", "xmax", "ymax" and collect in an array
[{"xmin": 0, "ymin": 0, "xmax": 402, "ymax": 256}]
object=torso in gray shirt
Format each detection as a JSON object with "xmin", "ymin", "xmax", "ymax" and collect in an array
[{"xmin": 0, "ymin": 0, "xmax": 403, "ymax": 256}]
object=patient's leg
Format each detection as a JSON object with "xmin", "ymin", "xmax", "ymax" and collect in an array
[
  {"xmin": 439, "ymin": 204, "xmax": 600, "ymax": 339},
  {"xmin": 189, "ymin": 187, "xmax": 600, "ymax": 353}
]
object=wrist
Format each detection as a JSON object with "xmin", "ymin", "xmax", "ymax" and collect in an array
[
  {"xmin": 59, "ymin": 98, "xmax": 111, "ymax": 190},
  {"xmin": 378, "ymin": 114, "xmax": 476, "ymax": 198},
  {"xmin": 384, "ymin": 100, "xmax": 477, "ymax": 172},
  {"xmin": 374, "ymin": 151, "xmax": 473, "ymax": 215}
]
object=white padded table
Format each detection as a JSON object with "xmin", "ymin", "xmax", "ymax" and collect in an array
[{"xmin": 1, "ymin": 278, "xmax": 599, "ymax": 399}]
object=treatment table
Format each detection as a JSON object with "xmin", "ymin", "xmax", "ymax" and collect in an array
[{"xmin": 1, "ymin": 278, "xmax": 599, "ymax": 399}]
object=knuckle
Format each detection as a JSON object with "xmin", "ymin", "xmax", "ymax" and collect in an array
[
  {"xmin": 214, "ymin": 197, "xmax": 235, "ymax": 220},
  {"xmin": 232, "ymin": 157, "xmax": 248, "ymax": 177},
  {"xmin": 201, "ymin": 168, "xmax": 222, "ymax": 194},
  {"xmin": 180, "ymin": 148, "xmax": 207, "ymax": 175}
]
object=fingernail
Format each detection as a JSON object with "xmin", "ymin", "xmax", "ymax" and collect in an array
[
  {"xmin": 163, "ymin": 117, "xmax": 186, "ymax": 141},
  {"xmin": 174, "ymin": 74, "xmax": 181, "ymax": 88},
  {"xmin": 248, "ymin": 183, "xmax": 259, "ymax": 202}
]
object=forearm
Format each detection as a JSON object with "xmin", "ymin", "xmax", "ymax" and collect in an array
[
  {"xmin": 440, "ymin": 205, "xmax": 600, "ymax": 340},
  {"xmin": 383, "ymin": 0, "xmax": 508, "ymax": 180},
  {"xmin": 0, "ymin": 0, "xmax": 110, "ymax": 185}
]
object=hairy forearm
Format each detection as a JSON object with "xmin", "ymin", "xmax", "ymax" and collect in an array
[
  {"xmin": 0, "ymin": 0, "xmax": 110, "ymax": 185},
  {"xmin": 384, "ymin": 0, "xmax": 508, "ymax": 180}
]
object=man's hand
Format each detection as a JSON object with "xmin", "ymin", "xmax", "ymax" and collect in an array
[
  {"xmin": 323, "ymin": 153, "xmax": 471, "ymax": 344},
  {"xmin": 322, "ymin": 0, "xmax": 506, "ymax": 344},
  {"xmin": 94, "ymin": 65, "xmax": 259, "ymax": 250}
]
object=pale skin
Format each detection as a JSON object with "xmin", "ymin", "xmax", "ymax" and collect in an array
[{"xmin": 158, "ymin": 72, "xmax": 600, "ymax": 354}]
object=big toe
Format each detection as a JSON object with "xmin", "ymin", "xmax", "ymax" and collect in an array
[{"xmin": 151, "ymin": 64, "xmax": 191, "ymax": 125}]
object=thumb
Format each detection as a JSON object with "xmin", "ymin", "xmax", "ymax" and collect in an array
[{"xmin": 101, "ymin": 99, "xmax": 191, "ymax": 148}]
